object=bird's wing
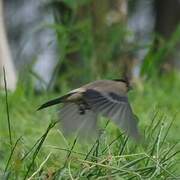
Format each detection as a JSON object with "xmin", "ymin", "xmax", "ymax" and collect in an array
[
  {"xmin": 83, "ymin": 89, "xmax": 140, "ymax": 139},
  {"xmin": 59, "ymin": 103, "xmax": 97, "ymax": 137}
]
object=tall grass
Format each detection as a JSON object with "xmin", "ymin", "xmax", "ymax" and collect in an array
[
  {"xmin": 0, "ymin": 1, "xmax": 180, "ymax": 179},
  {"xmin": 0, "ymin": 76, "xmax": 180, "ymax": 179}
]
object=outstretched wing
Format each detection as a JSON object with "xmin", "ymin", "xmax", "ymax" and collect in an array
[
  {"xmin": 83, "ymin": 89, "xmax": 140, "ymax": 140},
  {"xmin": 59, "ymin": 103, "xmax": 97, "ymax": 137}
]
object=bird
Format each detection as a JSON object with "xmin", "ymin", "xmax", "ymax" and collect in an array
[{"xmin": 37, "ymin": 79, "xmax": 140, "ymax": 140}]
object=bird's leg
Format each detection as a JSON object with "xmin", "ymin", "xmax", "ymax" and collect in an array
[
  {"xmin": 79, "ymin": 104, "xmax": 85, "ymax": 115},
  {"xmin": 78, "ymin": 102, "xmax": 90, "ymax": 115}
]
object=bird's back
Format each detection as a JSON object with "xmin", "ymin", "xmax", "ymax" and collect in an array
[{"xmin": 82, "ymin": 80, "xmax": 128, "ymax": 95}]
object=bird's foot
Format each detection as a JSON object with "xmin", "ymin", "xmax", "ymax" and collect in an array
[
  {"xmin": 78, "ymin": 103, "xmax": 90, "ymax": 115},
  {"xmin": 78, "ymin": 104, "xmax": 85, "ymax": 115}
]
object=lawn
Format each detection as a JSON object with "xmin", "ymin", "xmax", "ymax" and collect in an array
[{"xmin": 0, "ymin": 73, "xmax": 180, "ymax": 179}]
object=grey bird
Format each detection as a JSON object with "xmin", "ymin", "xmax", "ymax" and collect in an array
[{"xmin": 38, "ymin": 79, "xmax": 140, "ymax": 140}]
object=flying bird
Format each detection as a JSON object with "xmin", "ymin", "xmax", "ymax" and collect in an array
[{"xmin": 37, "ymin": 79, "xmax": 140, "ymax": 140}]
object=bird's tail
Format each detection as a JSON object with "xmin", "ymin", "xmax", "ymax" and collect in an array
[{"xmin": 37, "ymin": 93, "xmax": 73, "ymax": 111}]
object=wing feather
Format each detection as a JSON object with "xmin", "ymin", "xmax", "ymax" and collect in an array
[
  {"xmin": 83, "ymin": 89, "xmax": 140, "ymax": 139},
  {"xmin": 59, "ymin": 103, "xmax": 97, "ymax": 137}
]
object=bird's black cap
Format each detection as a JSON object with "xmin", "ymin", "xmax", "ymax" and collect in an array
[
  {"xmin": 112, "ymin": 78, "xmax": 128, "ymax": 83},
  {"xmin": 112, "ymin": 78, "xmax": 132, "ymax": 91}
]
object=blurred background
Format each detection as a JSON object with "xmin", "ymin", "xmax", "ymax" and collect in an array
[
  {"xmin": 0, "ymin": 0, "xmax": 180, "ymax": 91},
  {"xmin": 0, "ymin": 0, "xmax": 180, "ymax": 178}
]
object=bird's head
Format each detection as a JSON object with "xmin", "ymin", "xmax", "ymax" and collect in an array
[{"xmin": 112, "ymin": 78, "xmax": 132, "ymax": 92}]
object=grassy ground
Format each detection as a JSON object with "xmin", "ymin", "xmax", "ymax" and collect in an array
[{"xmin": 0, "ymin": 73, "xmax": 180, "ymax": 179}]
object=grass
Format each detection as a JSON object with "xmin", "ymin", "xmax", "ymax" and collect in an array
[
  {"xmin": 1, "ymin": 1, "xmax": 180, "ymax": 178},
  {"xmin": 0, "ymin": 73, "xmax": 180, "ymax": 179}
]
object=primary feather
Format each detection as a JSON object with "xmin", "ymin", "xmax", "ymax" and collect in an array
[{"xmin": 83, "ymin": 89, "xmax": 140, "ymax": 139}]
